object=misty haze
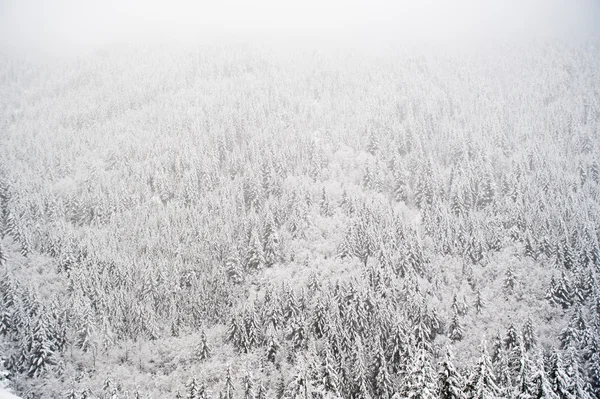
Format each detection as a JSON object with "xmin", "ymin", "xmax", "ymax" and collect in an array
[{"xmin": 1, "ymin": 1, "xmax": 600, "ymax": 398}]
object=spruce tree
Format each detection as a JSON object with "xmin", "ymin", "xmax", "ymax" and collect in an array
[
  {"xmin": 438, "ymin": 347, "xmax": 466, "ymax": 399},
  {"xmin": 404, "ymin": 344, "xmax": 437, "ymax": 399},
  {"xmin": 263, "ymin": 215, "xmax": 280, "ymax": 267},
  {"xmin": 466, "ymin": 342, "xmax": 501, "ymax": 399},
  {"xmin": 522, "ymin": 318, "xmax": 536, "ymax": 352},
  {"xmin": 246, "ymin": 228, "xmax": 265, "ymax": 271},
  {"xmin": 371, "ymin": 342, "xmax": 393, "ymax": 399},
  {"xmin": 530, "ymin": 351, "xmax": 558, "ymax": 399},
  {"xmin": 243, "ymin": 370, "xmax": 255, "ymax": 399},
  {"xmin": 195, "ymin": 330, "xmax": 211, "ymax": 361},
  {"xmin": 351, "ymin": 338, "xmax": 372, "ymax": 399},
  {"xmin": 513, "ymin": 346, "xmax": 534, "ymax": 399},
  {"xmin": 449, "ymin": 313, "xmax": 464, "ymax": 342},
  {"xmin": 224, "ymin": 366, "xmax": 235, "ymax": 399}
]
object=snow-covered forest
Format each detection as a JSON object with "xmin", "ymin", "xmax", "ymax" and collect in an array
[{"xmin": 1, "ymin": 13, "xmax": 600, "ymax": 399}]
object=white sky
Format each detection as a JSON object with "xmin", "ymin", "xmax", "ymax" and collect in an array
[{"xmin": 1, "ymin": 0, "xmax": 599, "ymax": 54}]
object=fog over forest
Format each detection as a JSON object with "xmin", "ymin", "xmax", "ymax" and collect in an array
[{"xmin": 1, "ymin": 0, "xmax": 600, "ymax": 54}]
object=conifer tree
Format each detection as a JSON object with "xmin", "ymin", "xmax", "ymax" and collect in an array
[
  {"xmin": 438, "ymin": 347, "xmax": 466, "ymax": 399},
  {"xmin": 404, "ymin": 344, "xmax": 437, "ymax": 399},
  {"xmin": 266, "ymin": 332, "xmax": 280, "ymax": 363},
  {"xmin": 351, "ymin": 338, "xmax": 372, "ymax": 399},
  {"xmin": 246, "ymin": 228, "xmax": 265, "ymax": 271},
  {"xmin": 319, "ymin": 188, "xmax": 333, "ymax": 217},
  {"xmin": 530, "ymin": 352, "xmax": 558, "ymax": 399},
  {"xmin": 547, "ymin": 273, "xmax": 574, "ymax": 309},
  {"xmin": 504, "ymin": 265, "xmax": 516, "ymax": 294},
  {"xmin": 513, "ymin": 345, "xmax": 534, "ymax": 399},
  {"xmin": 522, "ymin": 318, "xmax": 536, "ymax": 352},
  {"xmin": 449, "ymin": 313, "xmax": 464, "ymax": 342},
  {"xmin": 243, "ymin": 370, "xmax": 255, "ymax": 399},
  {"xmin": 187, "ymin": 378, "xmax": 200, "ymax": 399},
  {"xmin": 474, "ymin": 289, "xmax": 484, "ymax": 314},
  {"xmin": 466, "ymin": 342, "xmax": 501, "ymax": 399},
  {"xmin": 367, "ymin": 130, "xmax": 380, "ymax": 156},
  {"xmin": 224, "ymin": 366, "xmax": 235, "ymax": 399},
  {"xmin": 263, "ymin": 215, "xmax": 280, "ymax": 267},
  {"xmin": 0, "ymin": 242, "xmax": 6, "ymax": 267},
  {"xmin": 547, "ymin": 350, "xmax": 574, "ymax": 399},
  {"xmin": 322, "ymin": 347, "xmax": 341, "ymax": 397},
  {"xmin": 195, "ymin": 330, "xmax": 211, "ymax": 361},
  {"xmin": 371, "ymin": 342, "xmax": 393, "ymax": 399}
]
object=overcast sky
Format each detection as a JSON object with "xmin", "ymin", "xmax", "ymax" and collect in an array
[{"xmin": 1, "ymin": 0, "xmax": 599, "ymax": 55}]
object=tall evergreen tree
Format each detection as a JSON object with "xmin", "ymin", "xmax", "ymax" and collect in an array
[
  {"xmin": 195, "ymin": 330, "xmax": 211, "ymax": 361},
  {"xmin": 466, "ymin": 342, "xmax": 501, "ymax": 399},
  {"xmin": 371, "ymin": 341, "xmax": 394, "ymax": 399},
  {"xmin": 438, "ymin": 347, "xmax": 466, "ymax": 399}
]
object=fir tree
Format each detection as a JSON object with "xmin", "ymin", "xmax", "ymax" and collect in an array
[
  {"xmin": 438, "ymin": 347, "xmax": 466, "ymax": 399},
  {"xmin": 319, "ymin": 188, "xmax": 333, "ymax": 217},
  {"xmin": 322, "ymin": 347, "xmax": 341, "ymax": 397},
  {"xmin": 243, "ymin": 370, "xmax": 255, "ymax": 399},
  {"xmin": 513, "ymin": 346, "xmax": 534, "ymax": 399},
  {"xmin": 187, "ymin": 378, "xmax": 200, "ymax": 399},
  {"xmin": 224, "ymin": 366, "xmax": 236, "ymax": 399},
  {"xmin": 547, "ymin": 273, "xmax": 574, "ymax": 309},
  {"xmin": 547, "ymin": 350, "xmax": 574, "ymax": 399},
  {"xmin": 195, "ymin": 330, "xmax": 211, "ymax": 361},
  {"xmin": 371, "ymin": 342, "xmax": 393, "ymax": 399},
  {"xmin": 522, "ymin": 318, "xmax": 536, "ymax": 352},
  {"xmin": 504, "ymin": 265, "xmax": 516, "ymax": 294},
  {"xmin": 246, "ymin": 228, "xmax": 265, "ymax": 271},
  {"xmin": 466, "ymin": 342, "xmax": 501, "ymax": 399},
  {"xmin": 530, "ymin": 352, "xmax": 558, "ymax": 399},
  {"xmin": 474, "ymin": 289, "xmax": 484, "ymax": 314},
  {"xmin": 404, "ymin": 344, "xmax": 437, "ymax": 399},
  {"xmin": 449, "ymin": 313, "xmax": 464, "ymax": 342},
  {"xmin": 266, "ymin": 332, "xmax": 280, "ymax": 363},
  {"xmin": 263, "ymin": 215, "xmax": 280, "ymax": 267},
  {"xmin": 351, "ymin": 338, "xmax": 372, "ymax": 399}
]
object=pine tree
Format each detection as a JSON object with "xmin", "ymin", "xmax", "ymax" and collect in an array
[
  {"xmin": 351, "ymin": 338, "xmax": 372, "ymax": 399},
  {"xmin": 513, "ymin": 346, "xmax": 534, "ymax": 399},
  {"xmin": 243, "ymin": 370, "xmax": 255, "ymax": 399},
  {"xmin": 224, "ymin": 366, "xmax": 236, "ymax": 399},
  {"xmin": 547, "ymin": 273, "xmax": 574, "ymax": 309},
  {"xmin": 504, "ymin": 264, "xmax": 516, "ymax": 294},
  {"xmin": 187, "ymin": 378, "xmax": 200, "ymax": 399},
  {"xmin": 256, "ymin": 379, "xmax": 267, "ymax": 399},
  {"xmin": 265, "ymin": 332, "xmax": 280, "ymax": 363},
  {"xmin": 312, "ymin": 296, "xmax": 329, "ymax": 339},
  {"xmin": 319, "ymin": 188, "xmax": 333, "ymax": 217},
  {"xmin": 0, "ymin": 242, "xmax": 6, "ymax": 267},
  {"xmin": 371, "ymin": 342, "xmax": 393, "ymax": 399},
  {"xmin": 522, "ymin": 318, "xmax": 536, "ymax": 352},
  {"xmin": 565, "ymin": 349, "xmax": 593, "ymax": 399},
  {"xmin": 449, "ymin": 313, "xmax": 464, "ymax": 342},
  {"xmin": 547, "ymin": 350, "xmax": 574, "ymax": 399},
  {"xmin": 474, "ymin": 289, "xmax": 484, "ymax": 314},
  {"xmin": 322, "ymin": 347, "xmax": 341, "ymax": 397},
  {"xmin": 367, "ymin": 130, "xmax": 380, "ymax": 156},
  {"xmin": 505, "ymin": 324, "xmax": 520, "ymax": 352},
  {"xmin": 438, "ymin": 347, "xmax": 466, "ymax": 399},
  {"xmin": 195, "ymin": 330, "xmax": 211, "ymax": 361},
  {"xmin": 246, "ymin": 228, "xmax": 265, "ymax": 271},
  {"xmin": 466, "ymin": 342, "xmax": 501, "ymax": 399},
  {"xmin": 530, "ymin": 352, "xmax": 558, "ymax": 399},
  {"xmin": 263, "ymin": 216, "xmax": 280, "ymax": 267},
  {"xmin": 404, "ymin": 344, "xmax": 437, "ymax": 399},
  {"xmin": 559, "ymin": 308, "xmax": 586, "ymax": 350}
]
